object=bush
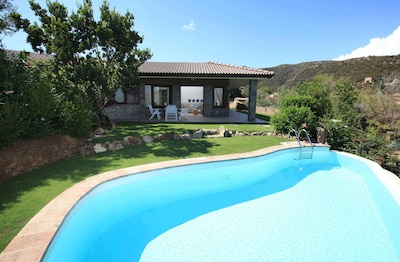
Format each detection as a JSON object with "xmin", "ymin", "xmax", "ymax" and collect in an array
[
  {"xmin": 0, "ymin": 101, "xmax": 30, "ymax": 146},
  {"xmin": 57, "ymin": 96, "xmax": 92, "ymax": 138},
  {"xmin": 23, "ymin": 69, "xmax": 58, "ymax": 139},
  {"xmin": 271, "ymin": 106, "xmax": 318, "ymax": 138}
]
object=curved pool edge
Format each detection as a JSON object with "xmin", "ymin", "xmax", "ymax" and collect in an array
[
  {"xmin": 334, "ymin": 150, "xmax": 400, "ymax": 206},
  {"xmin": 0, "ymin": 143, "xmax": 398, "ymax": 262}
]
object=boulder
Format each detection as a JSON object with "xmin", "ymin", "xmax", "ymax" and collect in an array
[
  {"xmin": 153, "ymin": 134, "xmax": 165, "ymax": 142},
  {"xmin": 94, "ymin": 127, "xmax": 106, "ymax": 136},
  {"xmin": 192, "ymin": 130, "xmax": 203, "ymax": 138},
  {"xmin": 142, "ymin": 135, "xmax": 153, "ymax": 143},
  {"xmin": 108, "ymin": 141, "xmax": 124, "ymax": 151},
  {"xmin": 180, "ymin": 133, "xmax": 192, "ymax": 139},
  {"xmin": 316, "ymin": 127, "xmax": 327, "ymax": 144},
  {"xmin": 93, "ymin": 143, "xmax": 107, "ymax": 153}
]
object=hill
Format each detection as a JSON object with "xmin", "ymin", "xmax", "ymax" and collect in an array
[{"xmin": 262, "ymin": 54, "xmax": 400, "ymax": 90}]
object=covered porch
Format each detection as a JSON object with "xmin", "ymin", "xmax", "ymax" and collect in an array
[
  {"xmin": 103, "ymin": 62, "xmax": 274, "ymax": 123},
  {"xmin": 148, "ymin": 110, "xmax": 268, "ymax": 123}
]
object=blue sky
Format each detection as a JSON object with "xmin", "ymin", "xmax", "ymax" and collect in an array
[{"xmin": 3, "ymin": 0, "xmax": 400, "ymax": 68}]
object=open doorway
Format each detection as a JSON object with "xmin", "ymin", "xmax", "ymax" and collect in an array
[{"xmin": 181, "ymin": 86, "xmax": 204, "ymax": 116}]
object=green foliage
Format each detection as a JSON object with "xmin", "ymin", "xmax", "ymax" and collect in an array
[
  {"xmin": 271, "ymin": 105, "xmax": 317, "ymax": 136},
  {"xmin": 295, "ymin": 75, "xmax": 332, "ymax": 118},
  {"xmin": 0, "ymin": 0, "xmax": 18, "ymax": 42},
  {"xmin": 264, "ymin": 55, "xmax": 400, "ymax": 91},
  {"xmin": 257, "ymin": 86, "xmax": 273, "ymax": 107},
  {"xmin": 57, "ymin": 95, "xmax": 92, "ymax": 138},
  {"xmin": 323, "ymin": 119, "xmax": 357, "ymax": 150},
  {"xmin": 279, "ymin": 95, "xmax": 318, "ymax": 114},
  {"xmin": 0, "ymin": 50, "xmax": 59, "ymax": 145},
  {"xmin": 24, "ymin": 68, "xmax": 57, "ymax": 138},
  {"xmin": 359, "ymin": 87, "xmax": 400, "ymax": 132},
  {"xmin": 330, "ymin": 78, "xmax": 361, "ymax": 128},
  {"xmin": 0, "ymin": 100, "xmax": 29, "ymax": 145},
  {"xmin": 271, "ymin": 75, "xmax": 333, "ymax": 139},
  {"xmin": 14, "ymin": 0, "xmax": 151, "ymax": 119}
]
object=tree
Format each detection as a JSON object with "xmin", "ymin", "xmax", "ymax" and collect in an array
[
  {"xmin": 330, "ymin": 78, "xmax": 361, "ymax": 129},
  {"xmin": 14, "ymin": 0, "xmax": 152, "ymax": 124},
  {"xmin": 0, "ymin": 0, "xmax": 18, "ymax": 45},
  {"xmin": 295, "ymin": 74, "xmax": 333, "ymax": 118}
]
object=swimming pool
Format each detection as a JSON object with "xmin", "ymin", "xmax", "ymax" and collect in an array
[{"xmin": 42, "ymin": 146, "xmax": 400, "ymax": 261}]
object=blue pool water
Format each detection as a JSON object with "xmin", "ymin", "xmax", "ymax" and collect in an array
[{"xmin": 43, "ymin": 147, "xmax": 400, "ymax": 261}]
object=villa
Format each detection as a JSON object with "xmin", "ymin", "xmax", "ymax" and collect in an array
[{"xmin": 103, "ymin": 61, "xmax": 274, "ymax": 122}]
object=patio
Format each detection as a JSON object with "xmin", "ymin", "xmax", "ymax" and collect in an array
[{"xmin": 145, "ymin": 110, "xmax": 268, "ymax": 124}]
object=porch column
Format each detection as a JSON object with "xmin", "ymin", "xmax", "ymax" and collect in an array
[{"xmin": 248, "ymin": 79, "xmax": 257, "ymax": 121}]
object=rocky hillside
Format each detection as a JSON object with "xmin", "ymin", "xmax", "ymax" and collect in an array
[{"xmin": 262, "ymin": 54, "xmax": 400, "ymax": 90}]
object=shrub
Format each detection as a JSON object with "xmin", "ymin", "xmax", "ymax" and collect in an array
[
  {"xmin": 57, "ymin": 96, "xmax": 92, "ymax": 138},
  {"xmin": 271, "ymin": 106, "xmax": 317, "ymax": 138},
  {"xmin": 0, "ymin": 101, "xmax": 30, "ymax": 146}
]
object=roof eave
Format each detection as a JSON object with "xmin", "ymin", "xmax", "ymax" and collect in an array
[{"xmin": 139, "ymin": 73, "xmax": 274, "ymax": 80}]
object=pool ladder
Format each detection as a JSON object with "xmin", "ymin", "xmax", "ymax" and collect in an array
[{"xmin": 288, "ymin": 128, "xmax": 314, "ymax": 159}]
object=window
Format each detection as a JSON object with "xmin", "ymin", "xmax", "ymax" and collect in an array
[
  {"xmin": 213, "ymin": 87, "xmax": 224, "ymax": 107},
  {"xmin": 153, "ymin": 86, "xmax": 170, "ymax": 106},
  {"xmin": 126, "ymin": 85, "xmax": 140, "ymax": 104},
  {"xmin": 145, "ymin": 85, "xmax": 171, "ymax": 107}
]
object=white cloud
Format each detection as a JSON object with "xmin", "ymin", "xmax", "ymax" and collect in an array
[
  {"xmin": 334, "ymin": 25, "xmax": 400, "ymax": 61},
  {"xmin": 182, "ymin": 19, "xmax": 196, "ymax": 31}
]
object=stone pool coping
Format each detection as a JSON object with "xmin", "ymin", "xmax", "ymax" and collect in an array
[{"xmin": 1, "ymin": 143, "xmax": 399, "ymax": 261}]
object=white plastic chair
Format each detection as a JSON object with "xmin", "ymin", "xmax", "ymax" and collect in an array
[
  {"xmin": 165, "ymin": 105, "xmax": 178, "ymax": 121},
  {"xmin": 147, "ymin": 105, "xmax": 161, "ymax": 120},
  {"xmin": 179, "ymin": 105, "xmax": 189, "ymax": 120}
]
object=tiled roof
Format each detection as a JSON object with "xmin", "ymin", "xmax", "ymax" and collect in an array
[
  {"xmin": 139, "ymin": 61, "xmax": 274, "ymax": 78},
  {"xmin": 5, "ymin": 50, "xmax": 53, "ymax": 61}
]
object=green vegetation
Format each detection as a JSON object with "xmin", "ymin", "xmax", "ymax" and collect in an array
[
  {"xmin": 270, "ymin": 75, "xmax": 400, "ymax": 175},
  {"xmin": 1, "ymin": 0, "xmax": 399, "ymax": 253},
  {"xmin": 263, "ymin": 55, "xmax": 400, "ymax": 91},
  {"xmin": 1, "ymin": 0, "xmax": 152, "ymax": 147},
  {"xmin": 0, "ymin": 123, "xmax": 284, "ymax": 252}
]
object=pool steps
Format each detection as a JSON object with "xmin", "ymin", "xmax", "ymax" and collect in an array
[{"xmin": 288, "ymin": 128, "xmax": 314, "ymax": 159}]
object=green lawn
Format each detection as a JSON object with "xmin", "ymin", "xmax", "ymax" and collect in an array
[{"xmin": 0, "ymin": 123, "xmax": 285, "ymax": 251}]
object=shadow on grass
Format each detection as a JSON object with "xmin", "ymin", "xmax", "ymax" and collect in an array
[
  {"xmin": 96, "ymin": 123, "xmax": 201, "ymax": 143},
  {"xmin": 0, "ymin": 138, "xmax": 218, "ymax": 211}
]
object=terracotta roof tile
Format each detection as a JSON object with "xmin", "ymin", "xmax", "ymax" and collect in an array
[
  {"xmin": 5, "ymin": 50, "xmax": 53, "ymax": 61},
  {"xmin": 139, "ymin": 62, "xmax": 274, "ymax": 78}
]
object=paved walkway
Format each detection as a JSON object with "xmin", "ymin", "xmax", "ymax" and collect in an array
[{"xmin": 0, "ymin": 144, "xmax": 299, "ymax": 261}]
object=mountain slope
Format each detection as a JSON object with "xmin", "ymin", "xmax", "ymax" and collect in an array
[{"xmin": 263, "ymin": 55, "xmax": 400, "ymax": 90}]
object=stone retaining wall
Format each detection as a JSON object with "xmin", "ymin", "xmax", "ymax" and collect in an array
[{"xmin": 0, "ymin": 135, "xmax": 83, "ymax": 182}]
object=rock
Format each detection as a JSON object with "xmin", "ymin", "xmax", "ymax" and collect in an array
[
  {"xmin": 192, "ymin": 130, "xmax": 203, "ymax": 138},
  {"xmin": 153, "ymin": 134, "xmax": 165, "ymax": 142},
  {"xmin": 235, "ymin": 131, "xmax": 245, "ymax": 136},
  {"xmin": 142, "ymin": 135, "xmax": 153, "ymax": 143},
  {"xmin": 108, "ymin": 141, "xmax": 124, "ymax": 151},
  {"xmin": 180, "ymin": 133, "xmax": 192, "ymax": 139},
  {"xmin": 219, "ymin": 125, "xmax": 226, "ymax": 136},
  {"xmin": 316, "ymin": 127, "xmax": 327, "ymax": 144},
  {"xmin": 81, "ymin": 145, "xmax": 94, "ymax": 155},
  {"xmin": 122, "ymin": 136, "xmax": 133, "ymax": 146},
  {"xmin": 123, "ymin": 136, "xmax": 142, "ymax": 146},
  {"xmin": 94, "ymin": 127, "xmax": 106, "ymax": 136},
  {"xmin": 201, "ymin": 129, "xmax": 219, "ymax": 136},
  {"xmin": 173, "ymin": 134, "xmax": 181, "ymax": 140},
  {"xmin": 219, "ymin": 125, "xmax": 231, "ymax": 137},
  {"xmin": 93, "ymin": 143, "xmax": 107, "ymax": 153}
]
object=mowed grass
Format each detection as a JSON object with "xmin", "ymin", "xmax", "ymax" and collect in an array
[{"xmin": 0, "ymin": 123, "xmax": 285, "ymax": 251}]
